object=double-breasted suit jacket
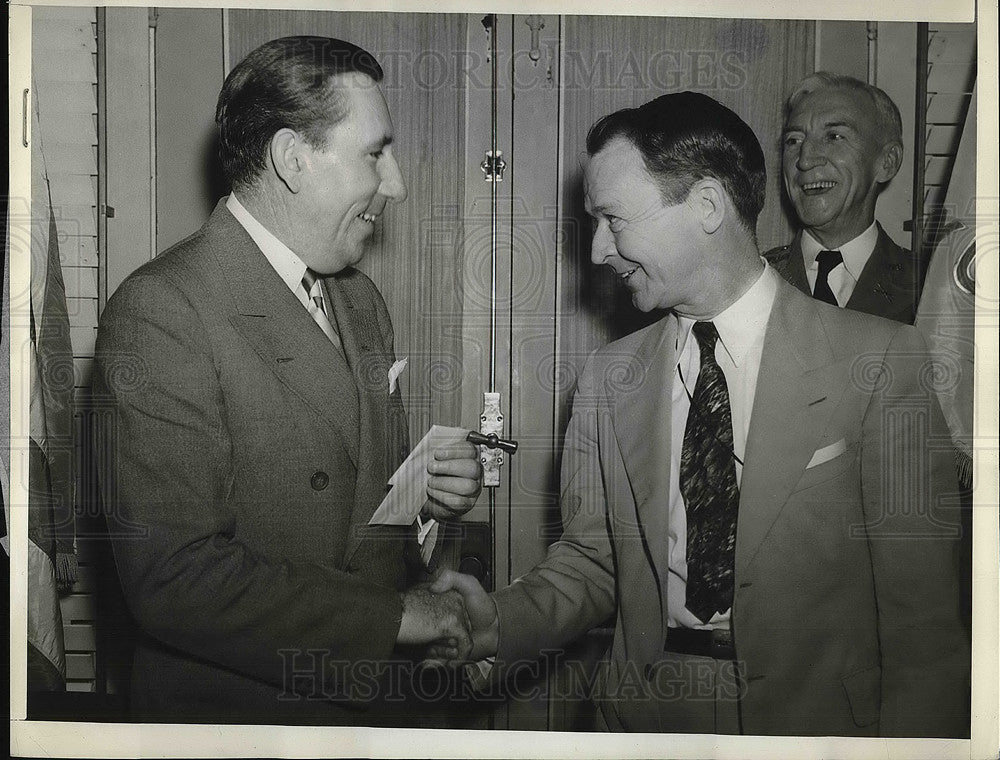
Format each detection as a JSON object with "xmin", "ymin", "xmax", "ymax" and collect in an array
[
  {"xmin": 492, "ymin": 277, "xmax": 968, "ymax": 737},
  {"xmin": 94, "ymin": 201, "xmax": 419, "ymax": 724},
  {"xmin": 764, "ymin": 223, "xmax": 928, "ymax": 324}
]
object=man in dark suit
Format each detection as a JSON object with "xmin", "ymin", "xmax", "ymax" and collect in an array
[
  {"xmin": 94, "ymin": 36, "xmax": 481, "ymax": 725},
  {"xmin": 764, "ymin": 72, "xmax": 927, "ymax": 324},
  {"xmin": 432, "ymin": 92, "xmax": 968, "ymax": 737}
]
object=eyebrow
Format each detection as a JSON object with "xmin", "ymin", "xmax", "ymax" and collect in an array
[
  {"xmin": 587, "ymin": 203, "xmax": 615, "ymax": 218},
  {"xmin": 783, "ymin": 118, "xmax": 858, "ymax": 134},
  {"xmin": 821, "ymin": 119, "xmax": 857, "ymax": 130},
  {"xmin": 364, "ymin": 135, "xmax": 394, "ymax": 152}
]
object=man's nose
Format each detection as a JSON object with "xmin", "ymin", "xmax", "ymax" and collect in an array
[
  {"xmin": 590, "ymin": 223, "xmax": 616, "ymax": 265},
  {"xmin": 795, "ymin": 134, "xmax": 825, "ymax": 171},
  {"xmin": 380, "ymin": 154, "xmax": 407, "ymax": 202}
]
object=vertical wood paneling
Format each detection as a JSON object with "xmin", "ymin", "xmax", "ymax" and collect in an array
[
  {"xmin": 154, "ymin": 8, "xmax": 226, "ymax": 252},
  {"xmin": 229, "ymin": 10, "xmax": 469, "ymax": 439},
  {"xmin": 103, "ymin": 8, "xmax": 153, "ymax": 299}
]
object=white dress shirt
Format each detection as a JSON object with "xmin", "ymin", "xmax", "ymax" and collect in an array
[
  {"xmin": 667, "ymin": 263, "xmax": 779, "ymax": 629},
  {"xmin": 800, "ymin": 222, "xmax": 878, "ymax": 307}
]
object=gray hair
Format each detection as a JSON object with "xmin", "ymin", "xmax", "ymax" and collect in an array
[{"xmin": 785, "ymin": 72, "xmax": 903, "ymax": 147}]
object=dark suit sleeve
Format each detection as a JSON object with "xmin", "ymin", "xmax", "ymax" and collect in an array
[
  {"xmin": 95, "ymin": 272, "xmax": 403, "ymax": 697},
  {"xmin": 861, "ymin": 324, "xmax": 969, "ymax": 737},
  {"xmin": 492, "ymin": 354, "xmax": 617, "ymax": 664}
]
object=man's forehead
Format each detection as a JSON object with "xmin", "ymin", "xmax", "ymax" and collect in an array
[
  {"xmin": 585, "ymin": 138, "xmax": 645, "ymax": 195},
  {"xmin": 324, "ymin": 72, "xmax": 394, "ymax": 140},
  {"xmin": 786, "ymin": 86, "xmax": 877, "ymax": 129}
]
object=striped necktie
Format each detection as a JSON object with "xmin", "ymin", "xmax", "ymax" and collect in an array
[
  {"xmin": 300, "ymin": 269, "xmax": 342, "ymax": 350},
  {"xmin": 679, "ymin": 321, "xmax": 740, "ymax": 624}
]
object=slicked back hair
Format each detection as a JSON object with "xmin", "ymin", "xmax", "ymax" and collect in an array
[
  {"xmin": 216, "ymin": 35, "xmax": 383, "ymax": 192},
  {"xmin": 586, "ymin": 91, "xmax": 766, "ymax": 237},
  {"xmin": 785, "ymin": 71, "xmax": 903, "ymax": 147}
]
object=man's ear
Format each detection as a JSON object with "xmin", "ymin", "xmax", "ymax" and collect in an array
[
  {"xmin": 270, "ymin": 128, "xmax": 306, "ymax": 193},
  {"xmin": 876, "ymin": 141, "xmax": 903, "ymax": 184},
  {"xmin": 690, "ymin": 178, "xmax": 726, "ymax": 234}
]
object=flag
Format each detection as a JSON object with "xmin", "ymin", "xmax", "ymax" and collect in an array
[{"xmin": 23, "ymin": 87, "xmax": 77, "ymax": 690}]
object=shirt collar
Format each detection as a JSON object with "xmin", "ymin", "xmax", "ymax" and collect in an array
[
  {"xmin": 800, "ymin": 221, "xmax": 878, "ymax": 281},
  {"xmin": 676, "ymin": 262, "xmax": 778, "ymax": 368},
  {"xmin": 226, "ymin": 193, "xmax": 308, "ymax": 294}
]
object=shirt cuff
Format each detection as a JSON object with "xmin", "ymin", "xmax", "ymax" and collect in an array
[
  {"xmin": 464, "ymin": 656, "xmax": 496, "ymax": 690},
  {"xmin": 416, "ymin": 514, "xmax": 440, "ymax": 567}
]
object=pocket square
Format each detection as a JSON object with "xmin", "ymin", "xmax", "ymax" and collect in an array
[
  {"xmin": 388, "ymin": 358, "xmax": 408, "ymax": 394},
  {"xmin": 807, "ymin": 438, "xmax": 848, "ymax": 469}
]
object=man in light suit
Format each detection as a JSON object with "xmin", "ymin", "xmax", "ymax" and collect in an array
[
  {"xmin": 433, "ymin": 92, "xmax": 968, "ymax": 737},
  {"xmin": 94, "ymin": 36, "xmax": 481, "ymax": 725},
  {"xmin": 764, "ymin": 72, "xmax": 928, "ymax": 324}
]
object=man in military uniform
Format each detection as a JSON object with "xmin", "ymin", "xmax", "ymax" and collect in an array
[{"xmin": 765, "ymin": 72, "xmax": 926, "ymax": 324}]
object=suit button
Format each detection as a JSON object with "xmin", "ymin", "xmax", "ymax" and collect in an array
[
  {"xmin": 310, "ymin": 471, "xmax": 329, "ymax": 491},
  {"xmin": 644, "ymin": 664, "xmax": 655, "ymax": 682}
]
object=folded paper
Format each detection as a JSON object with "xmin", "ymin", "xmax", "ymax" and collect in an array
[{"xmin": 370, "ymin": 425, "xmax": 469, "ymax": 526}]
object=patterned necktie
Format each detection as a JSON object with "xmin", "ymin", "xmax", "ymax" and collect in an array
[
  {"xmin": 812, "ymin": 249, "xmax": 843, "ymax": 306},
  {"xmin": 679, "ymin": 321, "xmax": 740, "ymax": 624},
  {"xmin": 300, "ymin": 269, "xmax": 342, "ymax": 350}
]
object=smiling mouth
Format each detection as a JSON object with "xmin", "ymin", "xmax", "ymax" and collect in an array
[
  {"xmin": 357, "ymin": 212, "xmax": 379, "ymax": 224},
  {"xmin": 800, "ymin": 180, "xmax": 836, "ymax": 195},
  {"xmin": 620, "ymin": 267, "xmax": 638, "ymax": 283}
]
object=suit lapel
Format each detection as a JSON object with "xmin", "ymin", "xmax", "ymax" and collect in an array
[
  {"xmin": 611, "ymin": 317, "xmax": 676, "ymax": 627},
  {"xmin": 781, "ymin": 233, "xmax": 811, "ymax": 296},
  {"xmin": 846, "ymin": 224, "xmax": 918, "ymax": 322},
  {"xmin": 328, "ymin": 275, "xmax": 397, "ymax": 563},
  {"xmin": 736, "ymin": 281, "xmax": 849, "ymax": 574},
  {"xmin": 208, "ymin": 203, "xmax": 362, "ymax": 467}
]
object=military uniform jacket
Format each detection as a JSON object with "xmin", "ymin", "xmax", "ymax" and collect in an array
[{"xmin": 763, "ymin": 223, "xmax": 927, "ymax": 324}]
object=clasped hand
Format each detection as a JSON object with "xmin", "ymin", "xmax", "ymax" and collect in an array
[
  {"xmin": 395, "ymin": 570, "xmax": 498, "ymax": 665},
  {"xmin": 395, "ymin": 442, "xmax": 493, "ymax": 662}
]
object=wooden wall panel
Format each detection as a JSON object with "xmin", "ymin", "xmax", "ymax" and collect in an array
[
  {"xmin": 228, "ymin": 11, "xmax": 470, "ymax": 436},
  {"xmin": 154, "ymin": 8, "xmax": 227, "ymax": 252},
  {"xmin": 102, "ymin": 8, "xmax": 153, "ymax": 300}
]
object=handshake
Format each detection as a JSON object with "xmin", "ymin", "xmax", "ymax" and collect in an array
[
  {"xmin": 395, "ymin": 570, "xmax": 500, "ymax": 665},
  {"xmin": 393, "ymin": 440, "xmax": 497, "ymax": 664}
]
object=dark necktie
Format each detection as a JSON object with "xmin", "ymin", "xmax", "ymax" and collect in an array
[
  {"xmin": 812, "ymin": 249, "xmax": 843, "ymax": 306},
  {"xmin": 679, "ymin": 321, "xmax": 740, "ymax": 624}
]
